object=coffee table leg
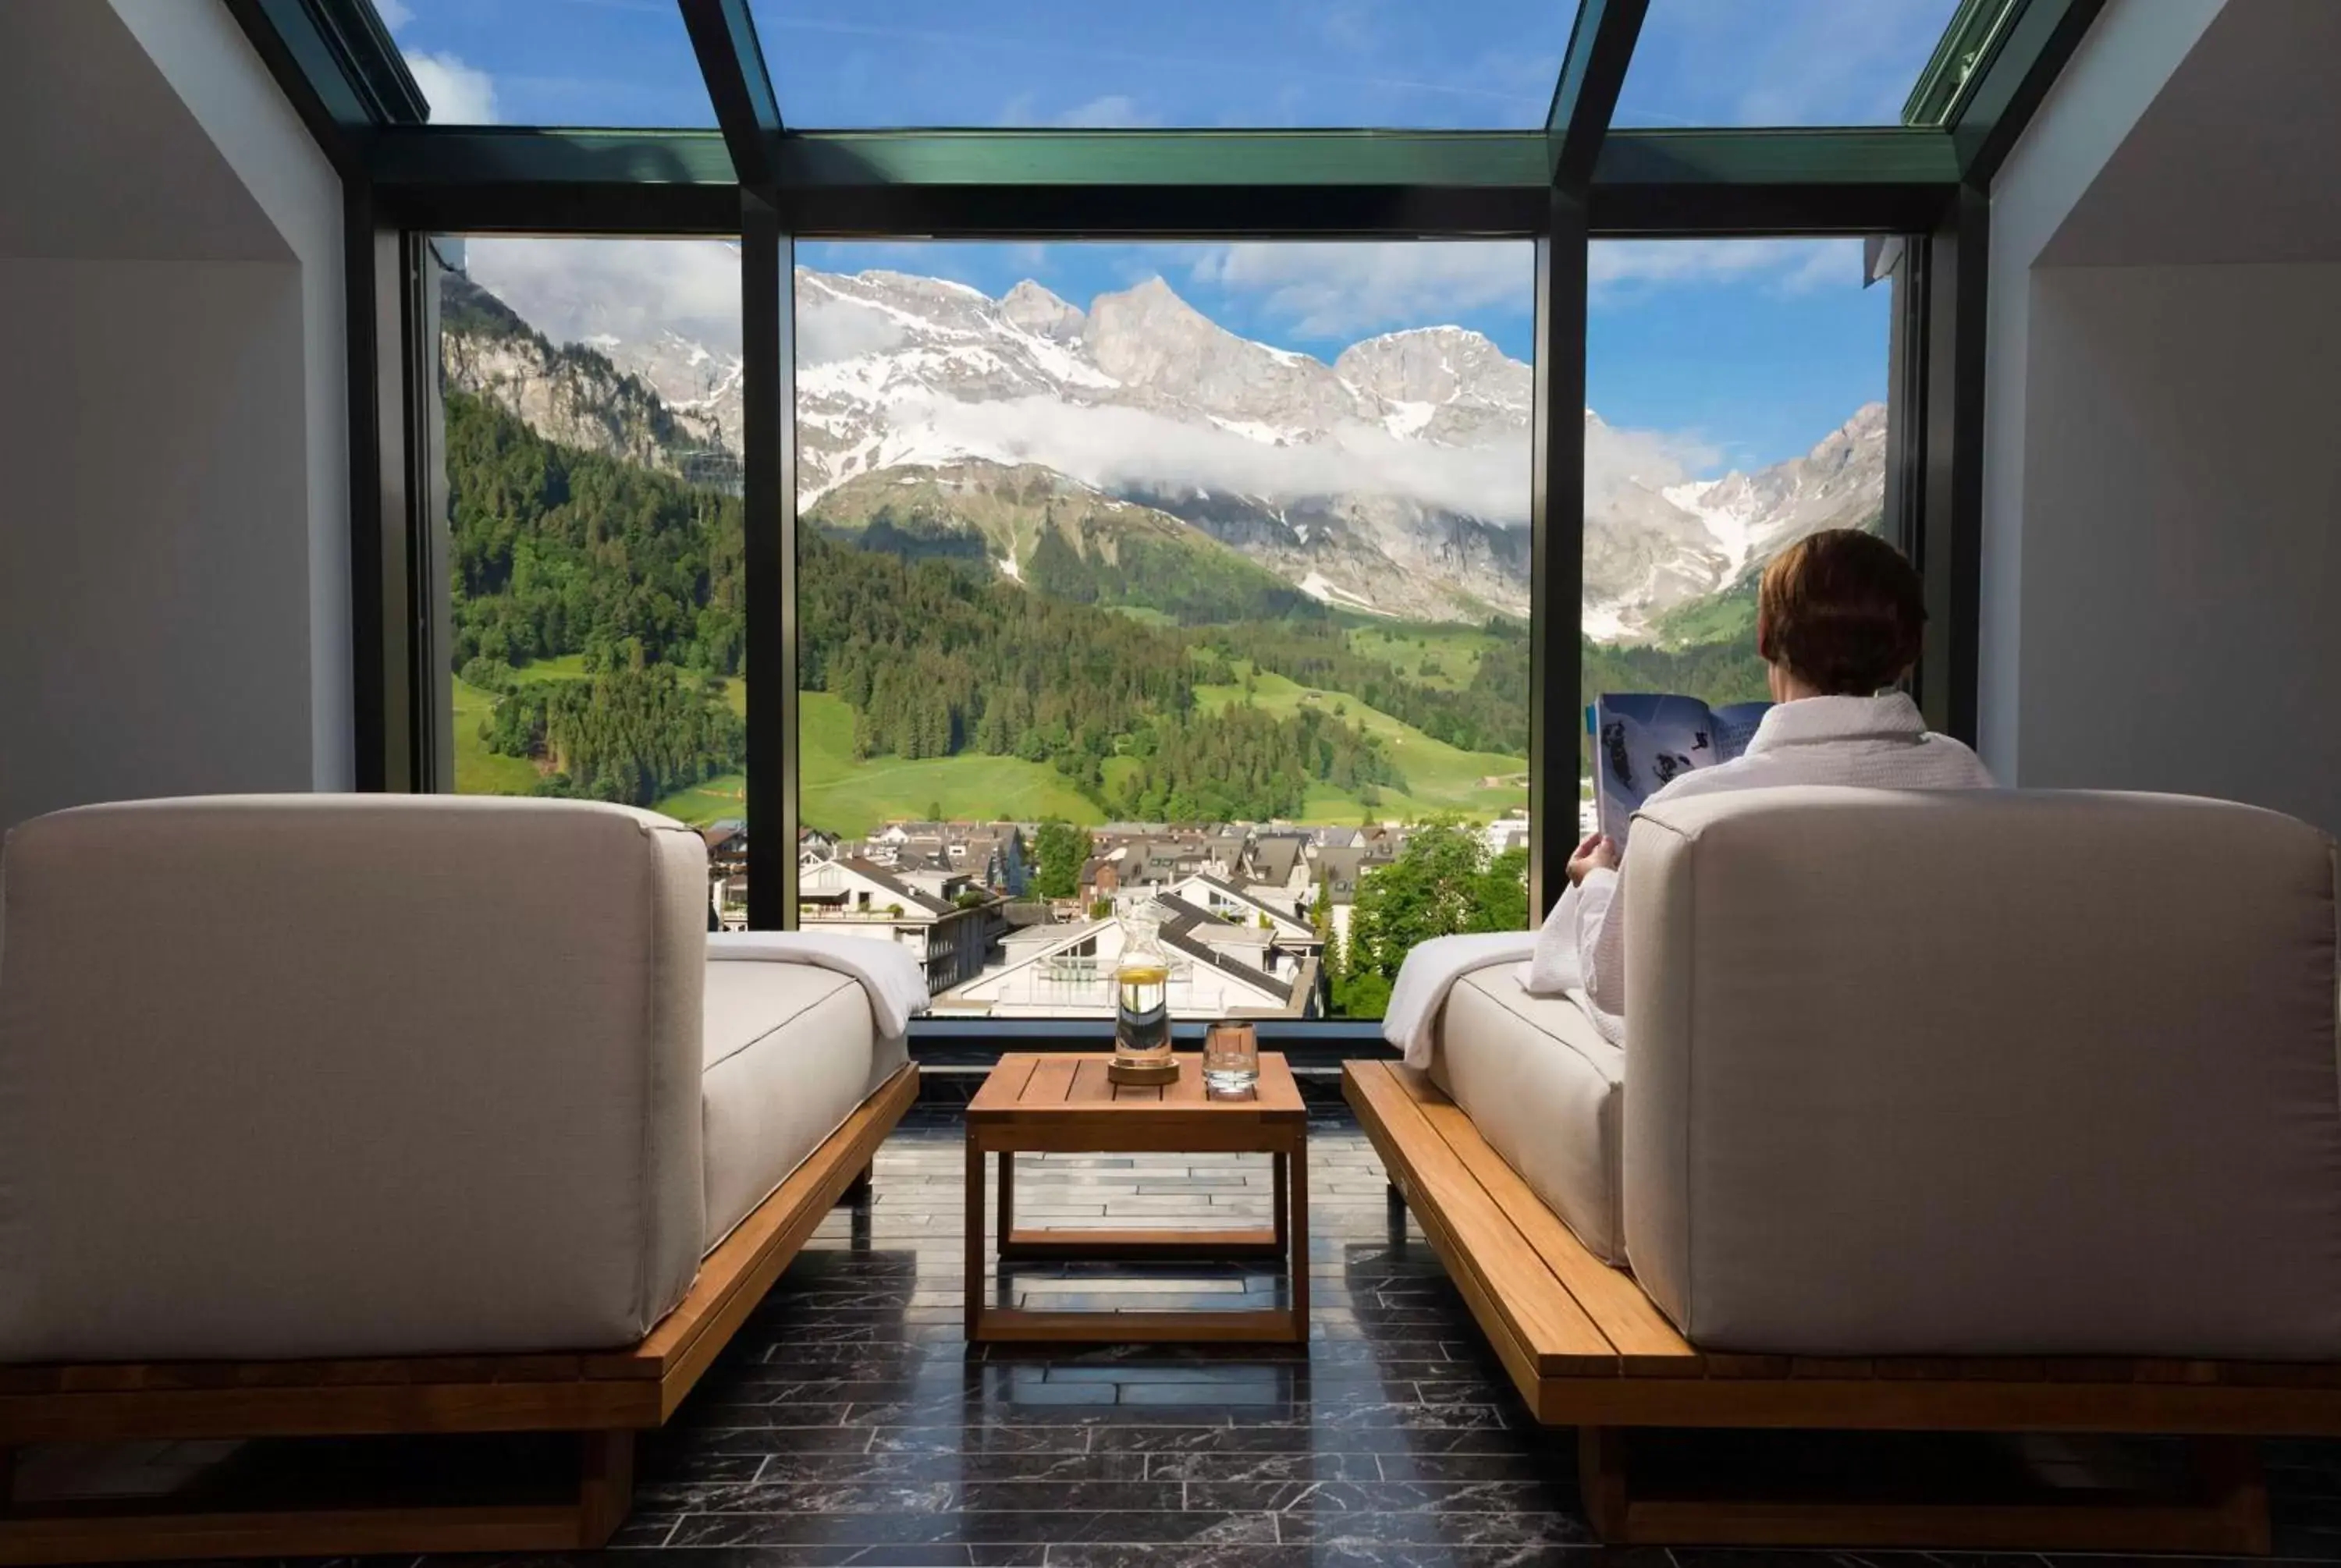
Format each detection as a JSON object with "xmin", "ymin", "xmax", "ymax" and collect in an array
[
  {"xmin": 1288, "ymin": 1137, "xmax": 1309, "ymax": 1342},
  {"xmin": 1272, "ymin": 1152, "xmax": 1289, "ymax": 1250},
  {"xmin": 964, "ymin": 1136, "xmax": 985, "ymax": 1340},
  {"xmin": 997, "ymin": 1149, "xmax": 1016, "ymax": 1250}
]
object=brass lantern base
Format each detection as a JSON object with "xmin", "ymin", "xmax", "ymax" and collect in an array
[{"xmin": 1107, "ymin": 1055, "xmax": 1182, "ymax": 1087}]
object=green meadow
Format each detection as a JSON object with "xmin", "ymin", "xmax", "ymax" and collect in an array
[{"xmin": 453, "ymin": 655, "xmax": 1525, "ymax": 833}]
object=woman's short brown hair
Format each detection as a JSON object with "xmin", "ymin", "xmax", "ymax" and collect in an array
[{"xmin": 1757, "ymin": 528, "xmax": 1925, "ymax": 696}]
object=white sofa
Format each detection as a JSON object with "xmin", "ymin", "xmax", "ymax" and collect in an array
[
  {"xmin": 1429, "ymin": 786, "xmax": 2341, "ymax": 1357},
  {"xmin": 0, "ymin": 795, "xmax": 905, "ymax": 1364}
]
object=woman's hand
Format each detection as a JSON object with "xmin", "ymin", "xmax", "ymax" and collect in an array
[{"xmin": 1565, "ymin": 832, "xmax": 1621, "ymax": 886}]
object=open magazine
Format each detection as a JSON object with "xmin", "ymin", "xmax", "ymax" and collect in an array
[{"xmin": 1589, "ymin": 694, "xmax": 1772, "ymax": 846}]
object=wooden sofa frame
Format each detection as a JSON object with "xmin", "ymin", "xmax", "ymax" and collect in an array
[
  {"xmin": 0, "ymin": 1063, "xmax": 918, "ymax": 1564},
  {"xmin": 1348, "ymin": 1059, "xmax": 2341, "ymax": 1553}
]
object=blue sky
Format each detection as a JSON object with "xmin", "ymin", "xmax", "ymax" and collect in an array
[
  {"xmin": 796, "ymin": 239, "xmax": 1888, "ymax": 470},
  {"xmin": 387, "ymin": 0, "xmax": 1930, "ymax": 470},
  {"xmin": 379, "ymin": 0, "xmax": 1956, "ymax": 131}
]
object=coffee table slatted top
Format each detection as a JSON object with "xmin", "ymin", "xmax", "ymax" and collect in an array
[{"xmin": 969, "ymin": 1052, "xmax": 1305, "ymax": 1123}]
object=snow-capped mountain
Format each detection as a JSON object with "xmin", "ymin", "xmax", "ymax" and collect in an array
[
  {"xmin": 444, "ymin": 263, "xmax": 1884, "ymax": 637},
  {"xmin": 1586, "ymin": 403, "xmax": 1889, "ymax": 637}
]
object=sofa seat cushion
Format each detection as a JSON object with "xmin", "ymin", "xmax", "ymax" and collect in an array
[
  {"xmin": 700, "ymin": 961, "xmax": 887, "ymax": 1253},
  {"xmin": 1430, "ymin": 961, "xmax": 1625, "ymax": 1264}
]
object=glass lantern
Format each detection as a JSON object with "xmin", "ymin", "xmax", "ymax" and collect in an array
[{"xmin": 1109, "ymin": 903, "xmax": 1178, "ymax": 1085}]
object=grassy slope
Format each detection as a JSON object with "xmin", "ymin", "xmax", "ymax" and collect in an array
[
  {"xmin": 453, "ymin": 644, "xmax": 1529, "ymax": 831},
  {"xmin": 451, "ymin": 656, "xmax": 753, "ymax": 826},
  {"xmin": 451, "ymin": 677, "xmax": 541, "ymax": 794},
  {"xmin": 1647, "ymin": 578, "xmax": 1758, "ymax": 649},
  {"xmin": 1192, "ymin": 662, "xmax": 1526, "ymax": 824},
  {"xmin": 1340, "ymin": 620, "xmax": 1506, "ymax": 692},
  {"xmin": 798, "ymin": 692, "xmax": 1103, "ymax": 838}
]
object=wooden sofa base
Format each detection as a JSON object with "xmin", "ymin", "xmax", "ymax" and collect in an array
[
  {"xmin": 1579, "ymin": 1427, "xmax": 2268, "ymax": 1553},
  {"xmin": 0, "ymin": 1063, "xmax": 918, "ymax": 1564},
  {"xmin": 1346, "ymin": 1059, "xmax": 2340, "ymax": 1553},
  {"xmin": 0, "ymin": 1430, "xmax": 636, "ymax": 1565}
]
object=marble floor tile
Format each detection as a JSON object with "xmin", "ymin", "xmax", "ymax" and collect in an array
[{"xmin": 387, "ymin": 1088, "xmax": 2341, "ymax": 1568}]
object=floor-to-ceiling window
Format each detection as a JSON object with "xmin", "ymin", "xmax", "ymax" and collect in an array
[
  {"xmin": 1579, "ymin": 236, "xmax": 1895, "ymax": 835},
  {"xmin": 354, "ymin": 0, "xmax": 2006, "ymax": 1046},
  {"xmin": 435, "ymin": 233, "xmax": 749, "ymax": 926},
  {"xmin": 791, "ymin": 241, "xmax": 1536, "ymax": 1021}
]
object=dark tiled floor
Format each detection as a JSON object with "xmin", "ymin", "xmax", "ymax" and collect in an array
[{"xmin": 587, "ymin": 1084, "xmax": 2341, "ymax": 1567}]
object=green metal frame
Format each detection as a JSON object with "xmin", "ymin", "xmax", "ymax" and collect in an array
[
  {"xmin": 1547, "ymin": 0, "xmax": 1648, "ymax": 190},
  {"xmin": 679, "ymin": 0, "xmax": 781, "ymax": 186},
  {"xmin": 225, "ymin": 0, "xmax": 2099, "ymax": 1008}
]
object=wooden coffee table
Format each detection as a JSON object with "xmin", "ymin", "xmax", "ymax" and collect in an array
[{"xmin": 964, "ymin": 1052, "xmax": 1309, "ymax": 1343}]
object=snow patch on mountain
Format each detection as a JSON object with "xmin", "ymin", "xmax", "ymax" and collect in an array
[
  {"xmin": 1663, "ymin": 479, "xmax": 1765, "ymax": 574},
  {"xmin": 447, "ymin": 261, "xmax": 1885, "ymax": 637},
  {"xmin": 1299, "ymin": 572, "xmax": 1392, "ymax": 614}
]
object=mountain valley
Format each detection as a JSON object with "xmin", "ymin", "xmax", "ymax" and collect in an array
[{"xmin": 436, "ymin": 259, "xmax": 1883, "ymax": 835}]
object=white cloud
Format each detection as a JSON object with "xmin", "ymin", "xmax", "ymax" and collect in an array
[
  {"xmin": 1588, "ymin": 238, "xmax": 1860, "ymax": 303},
  {"xmin": 879, "ymin": 391, "xmax": 1719, "ymax": 527},
  {"xmin": 465, "ymin": 237, "xmax": 743, "ymax": 354},
  {"xmin": 1000, "ymin": 92, "xmax": 1159, "ymax": 128},
  {"xmin": 1189, "ymin": 242, "xmax": 1532, "ymax": 339},
  {"xmin": 403, "ymin": 51, "xmax": 498, "ymax": 124},
  {"xmin": 1052, "ymin": 94, "xmax": 1156, "ymax": 128},
  {"xmin": 373, "ymin": 0, "xmax": 412, "ymax": 30},
  {"xmin": 799, "ymin": 298, "xmax": 907, "ymax": 365},
  {"xmin": 904, "ymin": 392, "xmax": 1533, "ymax": 523},
  {"xmin": 1589, "ymin": 419, "xmax": 1724, "ymax": 496},
  {"xmin": 1613, "ymin": 0, "xmax": 1945, "ymax": 128}
]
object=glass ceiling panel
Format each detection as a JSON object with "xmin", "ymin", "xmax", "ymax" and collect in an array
[
  {"xmin": 376, "ymin": 0, "xmax": 714, "ymax": 128},
  {"xmin": 749, "ymin": 0, "xmax": 1582, "ymax": 129},
  {"xmin": 1614, "ymin": 0, "xmax": 1962, "ymax": 129}
]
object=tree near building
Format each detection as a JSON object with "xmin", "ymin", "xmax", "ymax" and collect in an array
[
  {"xmin": 1335, "ymin": 821, "xmax": 1528, "ymax": 1019},
  {"xmin": 1032, "ymin": 818, "xmax": 1092, "ymax": 900}
]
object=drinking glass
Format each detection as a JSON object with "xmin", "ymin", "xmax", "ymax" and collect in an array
[{"xmin": 1204, "ymin": 1020, "xmax": 1259, "ymax": 1097}]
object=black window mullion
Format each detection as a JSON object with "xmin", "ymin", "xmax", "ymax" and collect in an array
[
  {"xmin": 1529, "ymin": 189, "xmax": 1590, "ymax": 923},
  {"xmin": 741, "ymin": 194, "xmax": 798, "ymax": 928},
  {"xmin": 1913, "ymin": 186, "xmax": 1987, "ymax": 747}
]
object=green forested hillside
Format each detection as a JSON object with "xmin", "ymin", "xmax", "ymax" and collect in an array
[
  {"xmin": 797, "ymin": 530, "xmax": 1409, "ymax": 820},
  {"xmin": 1583, "ymin": 626, "xmax": 1769, "ymax": 711},
  {"xmin": 451, "ymin": 396, "xmax": 1433, "ymax": 821},
  {"xmin": 448, "ymin": 375, "xmax": 1773, "ymax": 822},
  {"xmin": 1211, "ymin": 618, "xmax": 1529, "ymax": 756},
  {"xmin": 446, "ymin": 389, "xmax": 744, "ymax": 676},
  {"xmin": 446, "ymin": 390, "xmax": 748, "ymax": 804},
  {"xmin": 1647, "ymin": 577, "xmax": 1758, "ymax": 651},
  {"xmin": 807, "ymin": 461, "xmax": 1314, "ymax": 624}
]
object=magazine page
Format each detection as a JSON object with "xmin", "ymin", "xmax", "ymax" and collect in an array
[
  {"xmin": 1591, "ymin": 693, "xmax": 1770, "ymax": 846},
  {"xmin": 1592, "ymin": 694, "xmax": 1714, "ymax": 846}
]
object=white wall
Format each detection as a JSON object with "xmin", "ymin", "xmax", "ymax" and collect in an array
[
  {"xmin": 1981, "ymin": 0, "xmax": 2341, "ymax": 835},
  {"xmin": 2012, "ymin": 264, "xmax": 2341, "ymax": 832},
  {"xmin": 1979, "ymin": 0, "xmax": 2222, "ymax": 777},
  {"xmin": 109, "ymin": 0, "xmax": 353, "ymax": 794},
  {"xmin": 0, "ymin": 0, "xmax": 346, "ymax": 832},
  {"xmin": 0, "ymin": 260, "xmax": 318, "ymax": 816}
]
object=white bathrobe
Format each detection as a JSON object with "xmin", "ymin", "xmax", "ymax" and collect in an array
[{"xmin": 1533, "ymin": 691, "xmax": 1995, "ymax": 1043}]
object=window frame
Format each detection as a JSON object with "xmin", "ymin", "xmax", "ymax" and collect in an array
[{"xmin": 227, "ymin": 0, "xmax": 2103, "ymax": 1044}]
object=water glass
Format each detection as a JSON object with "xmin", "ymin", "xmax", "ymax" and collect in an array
[{"xmin": 1204, "ymin": 1020, "xmax": 1259, "ymax": 1097}]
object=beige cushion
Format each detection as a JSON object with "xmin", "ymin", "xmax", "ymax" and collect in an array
[
  {"xmin": 1623, "ymin": 786, "xmax": 2341, "ymax": 1358},
  {"xmin": 0, "ymin": 795, "xmax": 709, "ymax": 1362},
  {"xmin": 1431, "ymin": 963, "xmax": 1625, "ymax": 1264},
  {"xmin": 700, "ymin": 963, "xmax": 886, "ymax": 1252}
]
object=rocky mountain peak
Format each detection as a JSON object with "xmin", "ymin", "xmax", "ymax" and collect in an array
[
  {"xmin": 1336, "ymin": 326, "xmax": 1511, "ymax": 401},
  {"xmin": 1000, "ymin": 278, "xmax": 1084, "ymax": 342},
  {"xmin": 1803, "ymin": 401, "xmax": 1888, "ymax": 472},
  {"xmin": 453, "ymin": 260, "xmax": 1883, "ymax": 640},
  {"xmin": 1082, "ymin": 276, "xmax": 1371, "ymax": 430},
  {"xmin": 1082, "ymin": 277, "xmax": 1225, "ymax": 371}
]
